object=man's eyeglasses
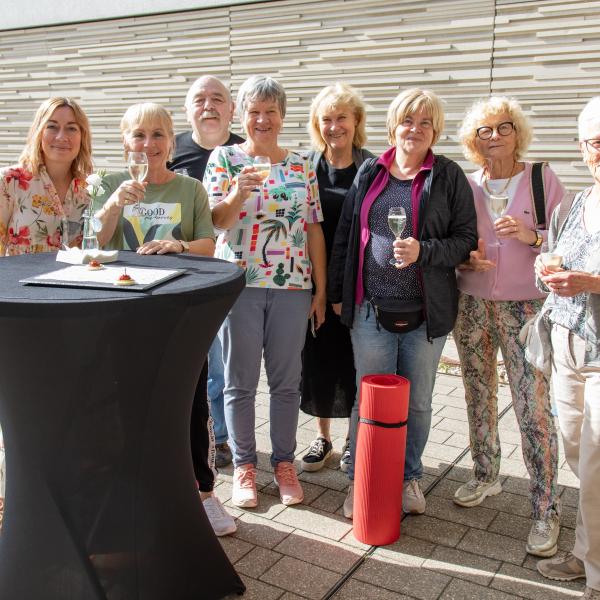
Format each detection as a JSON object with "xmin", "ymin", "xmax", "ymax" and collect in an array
[
  {"xmin": 476, "ymin": 121, "xmax": 515, "ymax": 140},
  {"xmin": 583, "ymin": 139, "xmax": 600, "ymax": 153}
]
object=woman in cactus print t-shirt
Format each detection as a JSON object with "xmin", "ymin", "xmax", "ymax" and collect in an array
[
  {"xmin": 205, "ymin": 144, "xmax": 322, "ymax": 289},
  {"xmin": 204, "ymin": 76, "xmax": 326, "ymax": 510}
]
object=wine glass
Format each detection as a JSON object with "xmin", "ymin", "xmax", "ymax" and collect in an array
[
  {"xmin": 388, "ymin": 206, "xmax": 407, "ymax": 266},
  {"xmin": 540, "ymin": 241, "xmax": 563, "ymax": 272},
  {"xmin": 253, "ymin": 155, "xmax": 271, "ymax": 185},
  {"xmin": 128, "ymin": 152, "xmax": 148, "ymax": 206},
  {"xmin": 489, "ymin": 193, "xmax": 508, "ymax": 246}
]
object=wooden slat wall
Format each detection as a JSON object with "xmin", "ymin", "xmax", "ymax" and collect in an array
[{"xmin": 1, "ymin": 0, "xmax": 599, "ymax": 189}]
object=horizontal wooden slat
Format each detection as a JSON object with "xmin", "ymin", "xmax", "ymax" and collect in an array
[{"xmin": 0, "ymin": 0, "xmax": 599, "ymax": 190}]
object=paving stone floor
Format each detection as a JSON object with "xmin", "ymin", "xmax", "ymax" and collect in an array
[{"xmin": 219, "ymin": 361, "xmax": 583, "ymax": 600}]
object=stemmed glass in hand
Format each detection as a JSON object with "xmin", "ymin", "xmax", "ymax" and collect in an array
[
  {"xmin": 489, "ymin": 193, "xmax": 509, "ymax": 246},
  {"xmin": 253, "ymin": 155, "xmax": 271, "ymax": 187},
  {"xmin": 127, "ymin": 152, "xmax": 148, "ymax": 206},
  {"xmin": 388, "ymin": 206, "xmax": 407, "ymax": 266}
]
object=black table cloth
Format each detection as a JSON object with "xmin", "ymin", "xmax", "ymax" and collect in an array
[{"xmin": 0, "ymin": 252, "xmax": 246, "ymax": 599}]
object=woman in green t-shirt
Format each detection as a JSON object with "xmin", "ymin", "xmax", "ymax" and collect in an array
[{"xmin": 94, "ymin": 102, "xmax": 214, "ymax": 255}]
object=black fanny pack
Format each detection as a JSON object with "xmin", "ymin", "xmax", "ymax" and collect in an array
[{"xmin": 368, "ymin": 297, "xmax": 424, "ymax": 334}]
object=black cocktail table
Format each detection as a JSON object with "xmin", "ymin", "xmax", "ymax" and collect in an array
[{"xmin": 0, "ymin": 251, "xmax": 246, "ymax": 599}]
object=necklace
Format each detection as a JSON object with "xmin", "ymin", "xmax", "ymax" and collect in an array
[{"xmin": 483, "ymin": 161, "xmax": 517, "ymax": 196}]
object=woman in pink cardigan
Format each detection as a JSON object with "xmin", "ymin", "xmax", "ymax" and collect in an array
[{"xmin": 453, "ymin": 96, "xmax": 567, "ymax": 558}]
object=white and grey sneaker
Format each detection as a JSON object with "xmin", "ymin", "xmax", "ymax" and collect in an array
[
  {"xmin": 453, "ymin": 478, "xmax": 502, "ymax": 508},
  {"xmin": 301, "ymin": 437, "xmax": 333, "ymax": 472},
  {"xmin": 202, "ymin": 496, "xmax": 237, "ymax": 537},
  {"xmin": 343, "ymin": 484, "xmax": 354, "ymax": 519},
  {"xmin": 339, "ymin": 438, "xmax": 351, "ymax": 473},
  {"xmin": 403, "ymin": 479, "xmax": 426, "ymax": 514},
  {"xmin": 527, "ymin": 514, "xmax": 560, "ymax": 557}
]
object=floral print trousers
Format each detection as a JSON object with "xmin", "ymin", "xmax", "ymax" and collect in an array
[{"xmin": 454, "ymin": 293, "xmax": 560, "ymax": 520}]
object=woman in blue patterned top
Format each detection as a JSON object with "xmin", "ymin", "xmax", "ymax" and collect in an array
[{"xmin": 536, "ymin": 97, "xmax": 600, "ymax": 600}]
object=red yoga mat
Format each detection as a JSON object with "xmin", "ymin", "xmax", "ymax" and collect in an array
[{"xmin": 353, "ymin": 374, "xmax": 410, "ymax": 546}]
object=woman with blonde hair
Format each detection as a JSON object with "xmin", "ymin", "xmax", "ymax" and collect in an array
[
  {"xmin": 328, "ymin": 88, "xmax": 477, "ymax": 519},
  {"xmin": 453, "ymin": 96, "xmax": 564, "ymax": 557},
  {"xmin": 0, "ymin": 96, "xmax": 92, "ymax": 255},
  {"xmin": 300, "ymin": 82, "xmax": 374, "ymax": 473},
  {"xmin": 92, "ymin": 102, "xmax": 233, "ymax": 537},
  {"xmin": 95, "ymin": 102, "xmax": 214, "ymax": 255},
  {"xmin": 0, "ymin": 96, "xmax": 93, "ymax": 527}
]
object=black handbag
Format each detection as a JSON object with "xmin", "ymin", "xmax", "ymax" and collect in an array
[{"xmin": 368, "ymin": 296, "xmax": 424, "ymax": 334}]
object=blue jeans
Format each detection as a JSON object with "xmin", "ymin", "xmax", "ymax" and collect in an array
[
  {"xmin": 221, "ymin": 287, "xmax": 312, "ymax": 468},
  {"xmin": 348, "ymin": 303, "xmax": 446, "ymax": 481},
  {"xmin": 207, "ymin": 334, "xmax": 228, "ymax": 445}
]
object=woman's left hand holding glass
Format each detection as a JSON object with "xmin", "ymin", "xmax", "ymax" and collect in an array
[
  {"xmin": 137, "ymin": 239, "xmax": 182, "ymax": 255},
  {"xmin": 392, "ymin": 237, "xmax": 420, "ymax": 268},
  {"xmin": 542, "ymin": 269, "xmax": 600, "ymax": 297},
  {"xmin": 494, "ymin": 214, "xmax": 537, "ymax": 245}
]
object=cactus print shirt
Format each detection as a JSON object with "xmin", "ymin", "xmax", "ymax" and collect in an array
[
  {"xmin": 0, "ymin": 165, "xmax": 89, "ymax": 256},
  {"xmin": 204, "ymin": 145, "xmax": 323, "ymax": 289}
]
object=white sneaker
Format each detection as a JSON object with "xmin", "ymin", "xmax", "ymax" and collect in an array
[
  {"xmin": 527, "ymin": 514, "xmax": 560, "ymax": 557},
  {"xmin": 453, "ymin": 478, "xmax": 502, "ymax": 508},
  {"xmin": 343, "ymin": 484, "xmax": 354, "ymax": 519},
  {"xmin": 403, "ymin": 479, "xmax": 425, "ymax": 514},
  {"xmin": 202, "ymin": 496, "xmax": 237, "ymax": 537}
]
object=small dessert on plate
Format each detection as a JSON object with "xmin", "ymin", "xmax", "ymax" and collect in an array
[
  {"xmin": 114, "ymin": 269, "xmax": 137, "ymax": 286},
  {"xmin": 87, "ymin": 259, "xmax": 104, "ymax": 271}
]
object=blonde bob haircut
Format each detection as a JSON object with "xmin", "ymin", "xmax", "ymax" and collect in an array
[
  {"xmin": 19, "ymin": 97, "xmax": 93, "ymax": 180},
  {"xmin": 386, "ymin": 88, "xmax": 444, "ymax": 147},
  {"xmin": 459, "ymin": 96, "xmax": 532, "ymax": 166},
  {"xmin": 120, "ymin": 102, "xmax": 175, "ymax": 159},
  {"xmin": 308, "ymin": 83, "xmax": 368, "ymax": 152}
]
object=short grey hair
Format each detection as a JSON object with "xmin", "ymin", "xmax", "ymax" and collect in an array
[
  {"xmin": 578, "ymin": 96, "xmax": 600, "ymax": 141},
  {"xmin": 236, "ymin": 75, "xmax": 287, "ymax": 120}
]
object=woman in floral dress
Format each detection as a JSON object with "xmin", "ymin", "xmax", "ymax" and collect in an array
[
  {"xmin": 0, "ymin": 97, "xmax": 92, "ymax": 255},
  {"xmin": 0, "ymin": 96, "xmax": 93, "ymax": 526},
  {"xmin": 204, "ymin": 75, "xmax": 327, "ymax": 509}
]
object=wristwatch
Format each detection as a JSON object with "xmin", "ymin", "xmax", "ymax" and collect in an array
[
  {"xmin": 530, "ymin": 230, "xmax": 543, "ymax": 248},
  {"xmin": 179, "ymin": 239, "xmax": 190, "ymax": 253}
]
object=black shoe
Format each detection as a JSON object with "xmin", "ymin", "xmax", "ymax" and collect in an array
[
  {"xmin": 215, "ymin": 442, "xmax": 233, "ymax": 468},
  {"xmin": 301, "ymin": 437, "xmax": 333, "ymax": 472}
]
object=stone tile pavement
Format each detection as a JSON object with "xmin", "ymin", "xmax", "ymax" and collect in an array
[{"xmin": 219, "ymin": 350, "xmax": 582, "ymax": 600}]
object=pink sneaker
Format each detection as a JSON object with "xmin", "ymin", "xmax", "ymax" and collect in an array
[
  {"xmin": 232, "ymin": 464, "xmax": 258, "ymax": 508},
  {"xmin": 274, "ymin": 462, "xmax": 304, "ymax": 506}
]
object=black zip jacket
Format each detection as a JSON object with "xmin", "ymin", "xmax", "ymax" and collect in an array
[{"xmin": 327, "ymin": 154, "xmax": 477, "ymax": 340}]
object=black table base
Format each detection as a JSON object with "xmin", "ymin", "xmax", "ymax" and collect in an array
[{"xmin": 0, "ymin": 253, "xmax": 246, "ymax": 599}]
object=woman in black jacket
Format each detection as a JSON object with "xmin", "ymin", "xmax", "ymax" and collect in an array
[{"xmin": 328, "ymin": 88, "xmax": 477, "ymax": 520}]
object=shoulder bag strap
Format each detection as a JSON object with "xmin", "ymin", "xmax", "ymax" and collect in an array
[{"xmin": 530, "ymin": 161, "xmax": 547, "ymax": 228}]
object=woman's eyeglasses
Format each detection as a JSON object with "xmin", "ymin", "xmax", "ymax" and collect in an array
[
  {"xmin": 583, "ymin": 139, "xmax": 600, "ymax": 153},
  {"xmin": 476, "ymin": 121, "xmax": 515, "ymax": 140}
]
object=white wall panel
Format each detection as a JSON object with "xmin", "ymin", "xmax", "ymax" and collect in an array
[{"xmin": 0, "ymin": 0, "xmax": 599, "ymax": 189}]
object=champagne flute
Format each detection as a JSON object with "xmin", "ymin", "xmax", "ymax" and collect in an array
[
  {"xmin": 128, "ymin": 152, "xmax": 148, "ymax": 206},
  {"xmin": 388, "ymin": 206, "xmax": 407, "ymax": 266},
  {"xmin": 253, "ymin": 155, "xmax": 271, "ymax": 185},
  {"xmin": 489, "ymin": 193, "xmax": 509, "ymax": 246}
]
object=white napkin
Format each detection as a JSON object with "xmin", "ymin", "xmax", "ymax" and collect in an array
[{"xmin": 56, "ymin": 247, "xmax": 119, "ymax": 264}]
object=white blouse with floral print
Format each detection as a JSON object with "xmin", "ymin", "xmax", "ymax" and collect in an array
[{"xmin": 0, "ymin": 165, "xmax": 90, "ymax": 256}]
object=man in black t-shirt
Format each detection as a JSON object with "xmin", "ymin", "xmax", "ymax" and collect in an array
[
  {"xmin": 170, "ymin": 76, "xmax": 243, "ymax": 537},
  {"xmin": 170, "ymin": 75, "xmax": 244, "ymax": 180}
]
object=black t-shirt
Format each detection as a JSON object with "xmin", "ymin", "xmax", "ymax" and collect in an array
[
  {"xmin": 316, "ymin": 156, "xmax": 357, "ymax": 260},
  {"xmin": 169, "ymin": 131, "xmax": 245, "ymax": 181}
]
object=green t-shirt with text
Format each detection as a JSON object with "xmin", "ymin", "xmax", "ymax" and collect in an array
[{"xmin": 94, "ymin": 172, "xmax": 214, "ymax": 250}]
